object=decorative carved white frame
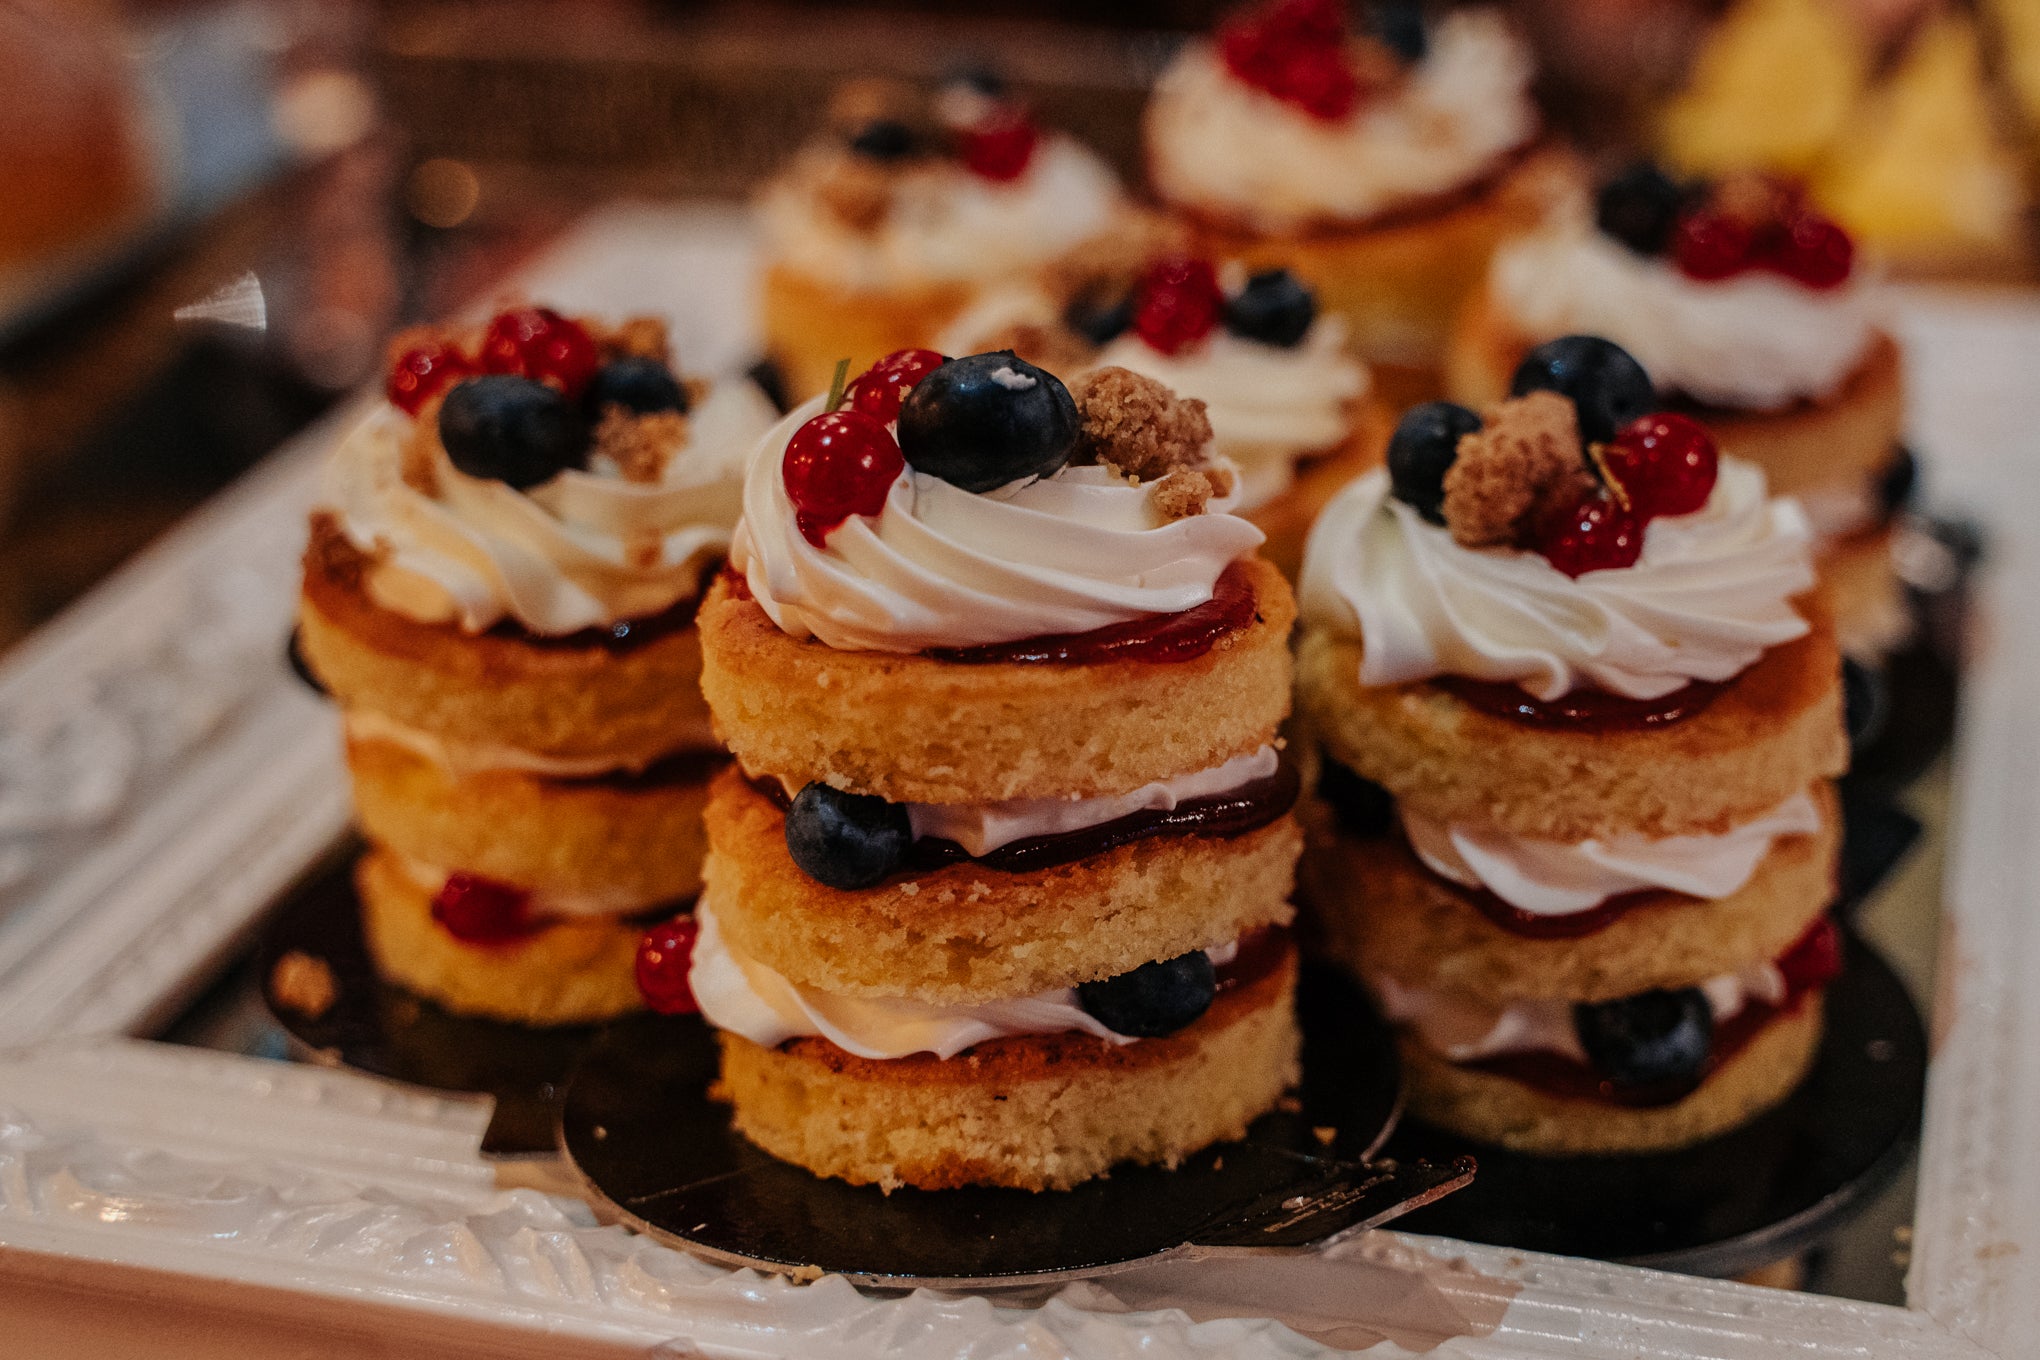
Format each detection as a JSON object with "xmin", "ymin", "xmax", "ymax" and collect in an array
[{"xmin": 0, "ymin": 206, "xmax": 2030, "ymax": 1359}]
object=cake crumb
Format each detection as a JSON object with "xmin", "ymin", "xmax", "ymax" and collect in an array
[
  {"xmin": 399, "ymin": 420, "xmax": 442, "ymax": 496},
  {"xmin": 1313, "ymin": 1125, "xmax": 1338, "ymax": 1146},
  {"xmin": 817, "ymin": 158, "xmax": 892, "ymax": 232},
  {"xmin": 1150, "ymin": 465, "xmax": 1235, "ymax": 521},
  {"xmin": 594, "ymin": 315, "xmax": 671, "ymax": 363},
  {"xmin": 593, "ymin": 408, "xmax": 689, "ymax": 483},
  {"xmin": 271, "ymin": 951, "xmax": 337, "ymax": 1019},
  {"xmin": 1442, "ymin": 390, "xmax": 1593, "ymax": 548},
  {"xmin": 1071, "ymin": 366, "xmax": 1213, "ymax": 480},
  {"xmin": 1277, "ymin": 1095, "xmax": 1304, "ymax": 1115}
]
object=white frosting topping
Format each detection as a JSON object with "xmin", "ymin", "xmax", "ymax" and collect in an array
[
  {"xmin": 1098, "ymin": 318, "xmax": 1369, "ymax": 510},
  {"xmin": 1404, "ymin": 790, "xmax": 1822, "ymax": 917},
  {"xmin": 345, "ymin": 708, "xmax": 718, "ymax": 778},
  {"xmin": 732, "ymin": 396, "xmax": 1265, "ymax": 653},
  {"xmin": 1491, "ymin": 217, "xmax": 1882, "ymax": 411},
  {"xmin": 690, "ymin": 893, "xmax": 1238, "ymax": 1060},
  {"xmin": 323, "ymin": 379, "xmax": 779, "ymax": 635},
  {"xmin": 1298, "ymin": 461, "xmax": 1814, "ymax": 701},
  {"xmin": 1144, "ymin": 10, "xmax": 1537, "ymax": 232},
  {"xmin": 757, "ymin": 136, "xmax": 1122, "ymax": 292},
  {"xmin": 1376, "ymin": 961, "xmax": 1789, "ymax": 1064}
]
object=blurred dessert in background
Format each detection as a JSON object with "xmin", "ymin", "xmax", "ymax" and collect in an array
[
  {"xmin": 757, "ymin": 70, "xmax": 1131, "ymax": 400},
  {"xmin": 296, "ymin": 306, "xmax": 777, "ymax": 1024},
  {"xmin": 1143, "ymin": 0, "xmax": 1573, "ymax": 371}
]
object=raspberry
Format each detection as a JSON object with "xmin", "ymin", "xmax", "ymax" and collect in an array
[
  {"xmin": 1535, "ymin": 487, "xmax": 1644, "ymax": 577},
  {"xmin": 782, "ymin": 409, "xmax": 905, "ymax": 547},
  {"xmin": 845, "ymin": 348, "xmax": 946, "ymax": 423},
  {"xmin": 386, "ymin": 339, "xmax": 476, "ymax": 416},
  {"xmin": 1603, "ymin": 413, "xmax": 1719, "ymax": 519},
  {"xmin": 1765, "ymin": 212, "xmax": 1855, "ymax": 289},
  {"xmin": 478, "ymin": 307, "xmax": 601, "ymax": 399},
  {"xmin": 1131, "ymin": 256, "xmax": 1224, "ymax": 356},
  {"xmin": 635, "ymin": 915, "xmax": 701, "ymax": 1015},
  {"xmin": 1777, "ymin": 916, "xmax": 1844, "ymax": 994},
  {"xmin": 1219, "ymin": 0, "xmax": 1358, "ymax": 121},
  {"xmin": 430, "ymin": 873, "xmax": 538, "ymax": 945}
]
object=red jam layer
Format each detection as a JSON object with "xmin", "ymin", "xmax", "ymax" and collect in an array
[
  {"xmin": 431, "ymin": 870, "xmax": 696, "ymax": 947},
  {"xmin": 929, "ymin": 561, "xmax": 1260, "ymax": 666},
  {"xmin": 1214, "ymin": 925, "xmax": 1290, "ymax": 993},
  {"xmin": 1437, "ymin": 674, "xmax": 1725, "ymax": 732}
]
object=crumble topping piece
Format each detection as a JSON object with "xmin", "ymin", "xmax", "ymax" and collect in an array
[
  {"xmin": 1150, "ymin": 464, "xmax": 1237, "ymax": 521},
  {"xmin": 594, "ymin": 408, "xmax": 690, "ymax": 483},
  {"xmin": 1442, "ymin": 391, "xmax": 1594, "ymax": 548},
  {"xmin": 1071, "ymin": 366, "xmax": 1214, "ymax": 481},
  {"xmin": 271, "ymin": 950, "xmax": 338, "ymax": 1020},
  {"xmin": 593, "ymin": 315, "xmax": 671, "ymax": 363}
]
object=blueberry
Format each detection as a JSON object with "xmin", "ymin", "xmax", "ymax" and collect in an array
[
  {"xmin": 1877, "ymin": 445, "xmax": 1918, "ymax": 517},
  {"xmin": 1064, "ymin": 289, "xmax": 1133, "ymax": 346},
  {"xmin": 1318, "ymin": 756, "xmax": 1396, "ymax": 838},
  {"xmin": 1077, "ymin": 952, "xmax": 1218, "ymax": 1038},
  {"xmin": 896, "ymin": 351, "xmax": 1079, "ymax": 493},
  {"xmin": 1224, "ymin": 269, "xmax": 1317, "ymax": 347},
  {"xmin": 946, "ymin": 62, "xmax": 1008, "ymax": 98},
  {"xmin": 1573, "ymin": 988, "xmax": 1713, "ymax": 1088},
  {"xmin": 1594, "ymin": 162, "xmax": 1687, "ymax": 257},
  {"xmin": 1509, "ymin": 336, "xmax": 1656, "ymax": 446},
  {"xmin": 1366, "ymin": 0, "xmax": 1428, "ymax": 63},
  {"xmin": 438, "ymin": 375, "xmax": 590, "ymax": 490},
  {"xmin": 848, "ymin": 118, "xmax": 918, "ymax": 162},
  {"xmin": 784, "ymin": 783, "xmax": 912, "ymax": 890},
  {"xmin": 1387, "ymin": 401, "xmax": 1482, "ymax": 524},
  {"xmin": 285, "ymin": 628, "xmax": 327, "ymax": 698},
  {"xmin": 746, "ymin": 355, "xmax": 793, "ymax": 415},
  {"xmin": 1842, "ymin": 655, "xmax": 1888, "ymax": 750},
  {"xmin": 585, "ymin": 357, "xmax": 689, "ymax": 416}
]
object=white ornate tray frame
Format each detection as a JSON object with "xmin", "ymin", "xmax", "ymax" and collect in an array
[{"xmin": 0, "ymin": 205, "xmax": 2032, "ymax": 1359}]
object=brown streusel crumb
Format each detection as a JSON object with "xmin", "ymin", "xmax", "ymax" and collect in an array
[
  {"xmin": 1072, "ymin": 366, "xmax": 1213, "ymax": 480},
  {"xmin": 271, "ymin": 951, "xmax": 338, "ymax": 1019},
  {"xmin": 594, "ymin": 408, "xmax": 690, "ymax": 483},
  {"xmin": 594, "ymin": 315, "xmax": 671, "ymax": 363},
  {"xmin": 1150, "ymin": 464, "xmax": 1236, "ymax": 521},
  {"xmin": 1442, "ymin": 390, "xmax": 1593, "ymax": 548},
  {"xmin": 818, "ymin": 157, "xmax": 892, "ymax": 232},
  {"xmin": 399, "ymin": 416, "xmax": 442, "ymax": 496}
]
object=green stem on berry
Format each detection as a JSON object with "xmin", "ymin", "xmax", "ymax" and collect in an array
[
  {"xmin": 1584, "ymin": 440, "xmax": 1632, "ymax": 512},
  {"xmin": 825, "ymin": 357, "xmax": 852, "ymax": 413}
]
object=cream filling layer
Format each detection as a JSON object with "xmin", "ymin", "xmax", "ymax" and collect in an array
[
  {"xmin": 1375, "ymin": 962, "xmax": 1789, "ymax": 1065},
  {"xmin": 1402, "ymin": 791, "xmax": 1822, "ymax": 917},
  {"xmin": 346, "ymin": 708, "xmax": 720, "ymax": 779},
  {"xmin": 396, "ymin": 854, "xmax": 666, "ymax": 922},
  {"xmin": 690, "ymin": 893, "xmax": 1237, "ymax": 1060}
]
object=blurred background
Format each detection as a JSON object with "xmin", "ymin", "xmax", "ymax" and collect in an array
[{"xmin": 1, "ymin": 0, "xmax": 2034, "ymax": 649}]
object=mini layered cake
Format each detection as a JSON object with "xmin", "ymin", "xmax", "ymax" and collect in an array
[
  {"xmin": 298, "ymin": 308, "xmax": 778, "ymax": 1024},
  {"xmin": 940, "ymin": 254, "xmax": 1381, "ymax": 578},
  {"xmin": 682, "ymin": 348, "xmax": 1305, "ymax": 1191},
  {"xmin": 758, "ymin": 72, "xmax": 1129, "ymax": 401},
  {"xmin": 1297, "ymin": 336, "xmax": 1849, "ymax": 1154},
  {"xmin": 1448, "ymin": 165, "xmax": 1911, "ymax": 656},
  {"xmin": 1144, "ymin": 0, "xmax": 1569, "ymax": 369}
]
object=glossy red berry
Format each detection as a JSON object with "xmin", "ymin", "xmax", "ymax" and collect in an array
[
  {"xmin": 845, "ymin": 348, "xmax": 947, "ymax": 423},
  {"xmin": 386, "ymin": 340, "xmax": 476, "ymax": 415},
  {"xmin": 783, "ymin": 409, "xmax": 904, "ymax": 547},
  {"xmin": 1535, "ymin": 488, "xmax": 1644, "ymax": 577},
  {"xmin": 479, "ymin": 307, "xmax": 601, "ymax": 398},
  {"xmin": 958, "ymin": 113, "xmax": 1040, "ymax": 182},
  {"xmin": 1765, "ymin": 212, "xmax": 1854, "ymax": 289},
  {"xmin": 430, "ymin": 873, "xmax": 538, "ymax": 945},
  {"xmin": 1671, "ymin": 208, "xmax": 1754, "ymax": 282},
  {"xmin": 1604, "ymin": 413, "xmax": 1719, "ymax": 519},
  {"xmin": 635, "ymin": 915, "xmax": 701, "ymax": 1015},
  {"xmin": 1132, "ymin": 256, "xmax": 1225, "ymax": 356},
  {"xmin": 1777, "ymin": 916, "xmax": 1844, "ymax": 994},
  {"xmin": 1219, "ymin": 0, "xmax": 1357, "ymax": 121}
]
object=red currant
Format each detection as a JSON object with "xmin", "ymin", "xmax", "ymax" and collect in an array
[
  {"xmin": 635, "ymin": 914, "xmax": 701, "ymax": 1015},
  {"xmin": 958, "ymin": 113, "xmax": 1039, "ymax": 182},
  {"xmin": 1604, "ymin": 413, "xmax": 1719, "ymax": 519},
  {"xmin": 845, "ymin": 348, "xmax": 946, "ymax": 423},
  {"xmin": 1535, "ymin": 488, "xmax": 1644, "ymax": 577},
  {"xmin": 385, "ymin": 340, "xmax": 476, "ymax": 416},
  {"xmin": 1132, "ymin": 256, "xmax": 1224, "ymax": 356},
  {"xmin": 782, "ymin": 409, "xmax": 904, "ymax": 547},
  {"xmin": 430, "ymin": 873, "xmax": 539, "ymax": 945},
  {"xmin": 1777, "ymin": 916, "xmax": 1844, "ymax": 994},
  {"xmin": 1671, "ymin": 208, "xmax": 1754, "ymax": 282},
  {"xmin": 479, "ymin": 307, "xmax": 601, "ymax": 398},
  {"xmin": 1764, "ymin": 212, "xmax": 1854, "ymax": 290}
]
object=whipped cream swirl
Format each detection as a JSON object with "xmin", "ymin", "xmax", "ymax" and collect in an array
[
  {"xmin": 1145, "ymin": 10, "xmax": 1537, "ymax": 232},
  {"xmin": 1299, "ymin": 461, "xmax": 1814, "ymax": 701},
  {"xmin": 1376, "ymin": 960, "xmax": 1789, "ymax": 1064},
  {"xmin": 325, "ymin": 380, "xmax": 778, "ymax": 635},
  {"xmin": 733, "ymin": 396, "xmax": 1265, "ymax": 653},
  {"xmin": 691, "ymin": 894, "xmax": 1237, "ymax": 1060},
  {"xmin": 1405, "ymin": 790, "xmax": 1822, "ymax": 917},
  {"xmin": 758, "ymin": 137, "xmax": 1123, "ymax": 293},
  {"xmin": 1098, "ymin": 319, "xmax": 1369, "ymax": 510},
  {"xmin": 1492, "ymin": 217, "xmax": 1882, "ymax": 410}
]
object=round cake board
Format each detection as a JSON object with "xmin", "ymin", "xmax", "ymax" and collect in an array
[
  {"xmin": 257, "ymin": 845, "xmax": 602, "ymax": 1156},
  {"xmin": 1380, "ymin": 932, "xmax": 1925, "ymax": 1277},
  {"xmin": 559, "ymin": 963, "xmax": 1472, "ymax": 1289}
]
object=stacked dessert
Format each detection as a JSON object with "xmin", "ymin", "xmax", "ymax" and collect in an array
[
  {"xmin": 1143, "ymin": 0, "xmax": 1568, "ymax": 368},
  {"xmin": 758, "ymin": 72, "xmax": 1129, "ymax": 400},
  {"xmin": 939, "ymin": 252, "xmax": 1379, "ymax": 577},
  {"xmin": 1298, "ymin": 335, "xmax": 1848, "ymax": 1154},
  {"xmin": 1448, "ymin": 165, "xmax": 1911, "ymax": 655},
  {"xmin": 688, "ymin": 348, "xmax": 1305, "ymax": 1190},
  {"xmin": 297, "ymin": 307, "xmax": 777, "ymax": 1024}
]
